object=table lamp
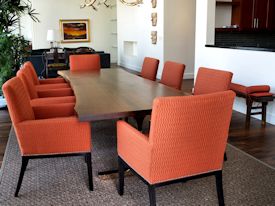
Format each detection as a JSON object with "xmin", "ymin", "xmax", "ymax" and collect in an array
[{"xmin": 47, "ymin": 29, "xmax": 56, "ymax": 48}]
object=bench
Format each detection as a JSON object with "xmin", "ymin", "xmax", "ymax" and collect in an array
[{"xmin": 230, "ymin": 83, "xmax": 274, "ymax": 126}]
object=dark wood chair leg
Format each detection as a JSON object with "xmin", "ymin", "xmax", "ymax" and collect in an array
[
  {"xmin": 224, "ymin": 152, "xmax": 227, "ymax": 161},
  {"xmin": 85, "ymin": 153, "xmax": 93, "ymax": 191},
  {"xmin": 215, "ymin": 171, "xmax": 225, "ymax": 206},
  {"xmin": 148, "ymin": 185, "xmax": 156, "ymax": 206},
  {"xmin": 118, "ymin": 157, "xmax": 125, "ymax": 196},
  {"xmin": 134, "ymin": 113, "xmax": 146, "ymax": 131},
  {"xmin": 15, "ymin": 157, "xmax": 29, "ymax": 197},
  {"xmin": 262, "ymin": 102, "xmax": 267, "ymax": 126},
  {"xmin": 246, "ymin": 98, "xmax": 252, "ymax": 126}
]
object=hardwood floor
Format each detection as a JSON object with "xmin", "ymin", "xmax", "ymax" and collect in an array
[
  {"xmin": 0, "ymin": 109, "xmax": 11, "ymax": 167},
  {"xmin": 0, "ymin": 78, "xmax": 275, "ymax": 169}
]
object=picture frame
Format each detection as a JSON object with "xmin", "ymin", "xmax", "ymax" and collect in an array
[{"xmin": 60, "ymin": 19, "xmax": 90, "ymax": 43}]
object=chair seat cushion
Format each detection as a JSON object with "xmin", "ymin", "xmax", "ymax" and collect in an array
[
  {"xmin": 230, "ymin": 83, "xmax": 247, "ymax": 95},
  {"xmin": 247, "ymin": 85, "xmax": 270, "ymax": 94},
  {"xmin": 31, "ymin": 96, "xmax": 76, "ymax": 107},
  {"xmin": 231, "ymin": 83, "xmax": 271, "ymax": 95},
  {"xmin": 249, "ymin": 92, "xmax": 273, "ymax": 97}
]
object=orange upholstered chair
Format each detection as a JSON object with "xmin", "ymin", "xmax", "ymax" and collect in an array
[
  {"xmin": 17, "ymin": 69, "xmax": 74, "ymax": 100},
  {"xmin": 23, "ymin": 62, "xmax": 68, "ymax": 88},
  {"xmin": 117, "ymin": 91, "xmax": 235, "ymax": 206},
  {"xmin": 17, "ymin": 69, "xmax": 75, "ymax": 107},
  {"xmin": 140, "ymin": 57, "xmax": 160, "ymax": 81},
  {"xmin": 194, "ymin": 67, "xmax": 233, "ymax": 95},
  {"xmin": 160, "ymin": 61, "xmax": 185, "ymax": 90},
  {"xmin": 2, "ymin": 77, "xmax": 93, "ymax": 197},
  {"xmin": 70, "ymin": 54, "xmax": 101, "ymax": 72}
]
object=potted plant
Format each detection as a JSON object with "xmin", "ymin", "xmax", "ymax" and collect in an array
[{"xmin": 0, "ymin": 0, "xmax": 39, "ymax": 108}]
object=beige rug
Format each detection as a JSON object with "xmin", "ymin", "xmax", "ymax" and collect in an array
[{"xmin": 0, "ymin": 120, "xmax": 274, "ymax": 205}]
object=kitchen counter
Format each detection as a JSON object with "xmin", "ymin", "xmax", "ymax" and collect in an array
[{"xmin": 205, "ymin": 45, "xmax": 275, "ymax": 52}]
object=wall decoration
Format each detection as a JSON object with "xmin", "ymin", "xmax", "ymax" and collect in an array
[
  {"xmin": 151, "ymin": 0, "xmax": 157, "ymax": 8},
  {"xmin": 119, "ymin": 0, "xmax": 143, "ymax": 7},
  {"xmin": 80, "ymin": 0, "xmax": 111, "ymax": 11},
  {"xmin": 151, "ymin": 13, "xmax": 157, "ymax": 26},
  {"xmin": 60, "ymin": 19, "xmax": 90, "ymax": 43},
  {"xmin": 151, "ymin": 31, "xmax": 157, "ymax": 44}
]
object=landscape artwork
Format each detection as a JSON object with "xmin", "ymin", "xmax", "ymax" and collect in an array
[{"xmin": 60, "ymin": 19, "xmax": 90, "ymax": 43}]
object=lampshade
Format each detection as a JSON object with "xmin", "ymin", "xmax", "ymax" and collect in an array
[{"xmin": 47, "ymin": 29, "xmax": 58, "ymax": 42}]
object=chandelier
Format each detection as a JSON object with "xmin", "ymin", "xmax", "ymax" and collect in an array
[
  {"xmin": 80, "ymin": 0, "xmax": 110, "ymax": 11},
  {"xmin": 119, "ymin": 0, "xmax": 143, "ymax": 6},
  {"xmin": 80, "ymin": 0, "xmax": 143, "ymax": 11}
]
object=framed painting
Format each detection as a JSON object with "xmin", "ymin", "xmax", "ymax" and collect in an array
[{"xmin": 60, "ymin": 19, "xmax": 90, "ymax": 43}]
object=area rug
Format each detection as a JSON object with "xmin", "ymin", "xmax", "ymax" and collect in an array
[{"xmin": 0, "ymin": 119, "xmax": 274, "ymax": 205}]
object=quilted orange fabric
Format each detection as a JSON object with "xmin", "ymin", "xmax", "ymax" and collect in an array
[
  {"xmin": 140, "ymin": 57, "xmax": 160, "ymax": 81},
  {"xmin": 117, "ymin": 91, "xmax": 235, "ymax": 184},
  {"xmin": 2, "ymin": 77, "xmax": 91, "ymax": 156},
  {"xmin": 24, "ymin": 61, "xmax": 67, "ymax": 85},
  {"xmin": 230, "ymin": 83, "xmax": 247, "ymax": 94},
  {"xmin": 35, "ymin": 83, "xmax": 70, "ymax": 91},
  {"xmin": 39, "ymin": 78, "xmax": 66, "ymax": 84},
  {"xmin": 16, "ymin": 117, "xmax": 91, "ymax": 156},
  {"xmin": 194, "ymin": 67, "xmax": 233, "ymax": 95},
  {"xmin": 230, "ymin": 83, "xmax": 273, "ymax": 97},
  {"xmin": 33, "ymin": 103, "xmax": 76, "ymax": 119},
  {"xmin": 30, "ymin": 96, "xmax": 76, "ymax": 107},
  {"xmin": 2, "ymin": 78, "xmax": 35, "ymax": 124},
  {"xmin": 70, "ymin": 54, "xmax": 101, "ymax": 72},
  {"xmin": 250, "ymin": 92, "xmax": 273, "ymax": 97},
  {"xmin": 17, "ymin": 69, "xmax": 74, "ymax": 99},
  {"xmin": 160, "ymin": 61, "xmax": 185, "ymax": 90},
  {"xmin": 17, "ymin": 68, "xmax": 38, "ymax": 99},
  {"xmin": 24, "ymin": 61, "xmax": 40, "ymax": 85},
  {"xmin": 37, "ymin": 88, "xmax": 74, "ymax": 98}
]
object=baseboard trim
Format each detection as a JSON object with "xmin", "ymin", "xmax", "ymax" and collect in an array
[
  {"xmin": 118, "ymin": 62, "xmax": 140, "ymax": 72},
  {"xmin": 119, "ymin": 63, "xmax": 194, "ymax": 80},
  {"xmin": 184, "ymin": 73, "xmax": 194, "ymax": 79}
]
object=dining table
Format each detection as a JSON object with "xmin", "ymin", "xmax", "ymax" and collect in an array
[
  {"xmin": 58, "ymin": 68, "xmax": 185, "ymax": 175},
  {"xmin": 58, "ymin": 68, "xmax": 184, "ymax": 125}
]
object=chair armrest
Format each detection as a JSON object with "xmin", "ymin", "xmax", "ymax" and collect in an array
[
  {"xmin": 16, "ymin": 117, "xmax": 91, "ymax": 156},
  {"xmin": 117, "ymin": 121, "xmax": 152, "ymax": 181},
  {"xmin": 35, "ymin": 83, "xmax": 70, "ymax": 91},
  {"xmin": 33, "ymin": 103, "xmax": 76, "ymax": 119},
  {"xmin": 38, "ymin": 88, "xmax": 74, "ymax": 98},
  {"xmin": 39, "ymin": 78, "xmax": 66, "ymax": 84}
]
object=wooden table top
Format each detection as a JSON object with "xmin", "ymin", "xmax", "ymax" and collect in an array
[{"xmin": 58, "ymin": 68, "xmax": 184, "ymax": 122}]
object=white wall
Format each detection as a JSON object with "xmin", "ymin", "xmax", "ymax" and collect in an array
[
  {"xmin": 164, "ymin": 0, "xmax": 196, "ymax": 79},
  {"xmin": 117, "ymin": 0, "xmax": 196, "ymax": 79},
  {"xmin": 117, "ymin": 0, "xmax": 164, "ymax": 77},
  {"xmin": 195, "ymin": 0, "xmax": 275, "ymax": 125},
  {"xmin": 215, "ymin": 4, "xmax": 232, "ymax": 28},
  {"xmin": 24, "ymin": 0, "xmax": 117, "ymax": 62}
]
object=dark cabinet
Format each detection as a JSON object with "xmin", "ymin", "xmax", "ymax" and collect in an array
[
  {"xmin": 254, "ymin": 0, "xmax": 269, "ymax": 29},
  {"xmin": 231, "ymin": 0, "xmax": 274, "ymax": 30},
  {"xmin": 268, "ymin": 0, "xmax": 275, "ymax": 30}
]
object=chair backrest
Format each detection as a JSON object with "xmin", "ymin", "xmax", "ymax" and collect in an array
[
  {"xmin": 140, "ymin": 57, "xmax": 159, "ymax": 81},
  {"xmin": 149, "ymin": 91, "xmax": 235, "ymax": 183},
  {"xmin": 2, "ymin": 77, "xmax": 35, "ymax": 124},
  {"xmin": 194, "ymin": 67, "xmax": 233, "ymax": 95},
  {"xmin": 70, "ymin": 54, "xmax": 101, "ymax": 72},
  {"xmin": 17, "ymin": 68, "xmax": 39, "ymax": 99},
  {"xmin": 160, "ymin": 61, "xmax": 185, "ymax": 90},
  {"xmin": 23, "ymin": 61, "xmax": 39, "ymax": 85}
]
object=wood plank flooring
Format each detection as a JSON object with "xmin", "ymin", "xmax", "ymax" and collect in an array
[
  {"xmin": 0, "ymin": 78, "xmax": 275, "ymax": 169},
  {"xmin": 0, "ymin": 109, "xmax": 11, "ymax": 166}
]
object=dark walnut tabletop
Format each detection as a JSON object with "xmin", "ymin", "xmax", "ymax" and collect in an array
[{"xmin": 58, "ymin": 68, "xmax": 184, "ymax": 122}]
